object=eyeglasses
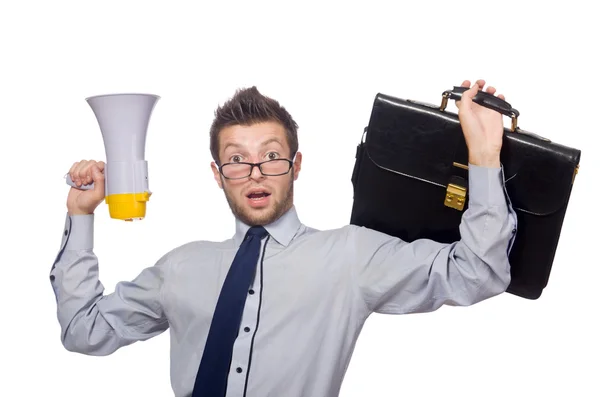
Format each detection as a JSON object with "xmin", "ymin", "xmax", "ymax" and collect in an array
[{"xmin": 218, "ymin": 159, "xmax": 293, "ymax": 180}]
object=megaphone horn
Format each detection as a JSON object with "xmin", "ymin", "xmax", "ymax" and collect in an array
[{"xmin": 65, "ymin": 93, "xmax": 160, "ymax": 221}]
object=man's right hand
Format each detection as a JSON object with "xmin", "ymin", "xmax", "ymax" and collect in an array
[{"xmin": 67, "ymin": 160, "xmax": 106, "ymax": 215}]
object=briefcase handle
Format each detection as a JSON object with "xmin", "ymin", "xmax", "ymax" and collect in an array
[{"xmin": 441, "ymin": 86, "xmax": 521, "ymax": 131}]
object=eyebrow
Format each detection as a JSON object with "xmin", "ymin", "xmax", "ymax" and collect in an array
[
  {"xmin": 222, "ymin": 138, "xmax": 283, "ymax": 153},
  {"xmin": 260, "ymin": 138, "xmax": 283, "ymax": 148},
  {"xmin": 223, "ymin": 142, "xmax": 243, "ymax": 152}
]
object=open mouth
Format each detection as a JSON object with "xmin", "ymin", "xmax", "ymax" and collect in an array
[{"xmin": 247, "ymin": 190, "xmax": 272, "ymax": 201}]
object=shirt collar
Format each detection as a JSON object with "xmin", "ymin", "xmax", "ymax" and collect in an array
[{"xmin": 234, "ymin": 205, "xmax": 301, "ymax": 247}]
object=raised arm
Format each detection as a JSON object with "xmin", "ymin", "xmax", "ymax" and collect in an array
[
  {"xmin": 349, "ymin": 79, "xmax": 518, "ymax": 314},
  {"xmin": 49, "ymin": 159, "xmax": 169, "ymax": 355},
  {"xmin": 49, "ymin": 213, "xmax": 170, "ymax": 355},
  {"xmin": 349, "ymin": 163, "xmax": 517, "ymax": 314}
]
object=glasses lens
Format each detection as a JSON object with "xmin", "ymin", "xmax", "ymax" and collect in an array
[
  {"xmin": 222, "ymin": 163, "xmax": 251, "ymax": 179},
  {"xmin": 261, "ymin": 159, "xmax": 290, "ymax": 175}
]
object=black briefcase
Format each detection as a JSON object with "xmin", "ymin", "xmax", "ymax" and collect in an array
[{"xmin": 349, "ymin": 87, "xmax": 581, "ymax": 300}]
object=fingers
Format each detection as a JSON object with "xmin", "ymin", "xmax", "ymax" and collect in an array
[
  {"xmin": 69, "ymin": 160, "xmax": 87, "ymax": 187},
  {"xmin": 460, "ymin": 79, "xmax": 506, "ymax": 99},
  {"xmin": 456, "ymin": 81, "xmax": 477, "ymax": 111},
  {"xmin": 485, "ymin": 86, "xmax": 496, "ymax": 95},
  {"xmin": 456, "ymin": 80, "xmax": 473, "ymax": 108},
  {"xmin": 69, "ymin": 159, "xmax": 104, "ymax": 187},
  {"xmin": 483, "ymin": 84, "xmax": 506, "ymax": 101},
  {"xmin": 457, "ymin": 79, "xmax": 507, "ymax": 110},
  {"xmin": 90, "ymin": 163, "xmax": 105, "ymax": 195},
  {"xmin": 463, "ymin": 81, "xmax": 479, "ymax": 99},
  {"xmin": 68, "ymin": 161, "xmax": 80, "ymax": 180},
  {"xmin": 89, "ymin": 163, "xmax": 104, "ymax": 177}
]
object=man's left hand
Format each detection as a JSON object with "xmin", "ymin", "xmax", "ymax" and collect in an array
[{"xmin": 456, "ymin": 79, "xmax": 505, "ymax": 168}]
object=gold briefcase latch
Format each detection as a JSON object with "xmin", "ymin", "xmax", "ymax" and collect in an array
[{"xmin": 445, "ymin": 183, "xmax": 467, "ymax": 211}]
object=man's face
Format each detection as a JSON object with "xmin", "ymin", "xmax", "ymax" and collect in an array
[{"xmin": 211, "ymin": 121, "xmax": 302, "ymax": 226}]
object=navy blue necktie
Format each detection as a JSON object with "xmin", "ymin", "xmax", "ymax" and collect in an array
[{"xmin": 192, "ymin": 225, "xmax": 269, "ymax": 397}]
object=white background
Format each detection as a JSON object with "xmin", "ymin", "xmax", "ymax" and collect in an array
[{"xmin": 1, "ymin": 1, "xmax": 598, "ymax": 396}]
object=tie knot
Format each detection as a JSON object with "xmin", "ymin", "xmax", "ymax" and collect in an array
[{"xmin": 245, "ymin": 226, "xmax": 268, "ymax": 239}]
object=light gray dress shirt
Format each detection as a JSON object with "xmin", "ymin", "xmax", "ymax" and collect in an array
[{"xmin": 49, "ymin": 164, "xmax": 517, "ymax": 397}]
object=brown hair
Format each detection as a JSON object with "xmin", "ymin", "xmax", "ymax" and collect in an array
[{"xmin": 209, "ymin": 86, "xmax": 299, "ymax": 164}]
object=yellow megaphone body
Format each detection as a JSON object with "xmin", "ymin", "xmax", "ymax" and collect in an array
[{"xmin": 65, "ymin": 93, "xmax": 160, "ymax": 221}]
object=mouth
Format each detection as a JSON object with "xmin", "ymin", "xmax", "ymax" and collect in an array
[{"xmin": 246, "ymin": 188, "xmax": 272, "ymax": 207}]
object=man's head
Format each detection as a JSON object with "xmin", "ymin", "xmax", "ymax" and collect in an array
[{"xmin": 209, "ymin": 87, "xmax": 302, "ymax": 226}]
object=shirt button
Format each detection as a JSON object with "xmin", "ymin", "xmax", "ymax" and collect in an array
[
  {"xmin": 244, "ymin": 327, "xmax": 250, "ymax": 332},
  {"xmin": 49, "ymin": 275, "xmax": 55, "ymax": 281},
  {"xmin": 64, "ymin": 229, "xmax": 68, "ymax": 236},
  {"xmin": 248, "ymin": 289, "xmax": 255, "ymax": 295},
  {"xmin": 236, "ymin": 367, "xmax": 243, "ymax": 373},
  {"xmin": 512, "ymin": 228, "xmax": 516, "ymax": 234}
]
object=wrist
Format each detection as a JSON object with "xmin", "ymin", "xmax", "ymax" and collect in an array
[
  {"xmin": 68, "ymin": 208, "xmax": 94, "ymax": 216},
  {"xmin": 468, "ymin": 153, "xmax": 500, "ymax": 168}
]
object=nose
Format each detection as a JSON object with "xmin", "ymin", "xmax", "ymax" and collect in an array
[{"xmin": 249, "ymin": 163, "xmax": 264, "ymax": 181}]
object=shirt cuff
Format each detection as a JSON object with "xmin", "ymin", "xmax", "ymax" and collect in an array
[
  {"xmin": 467, "ymin": 163, "xmax": 508, "ymax": 207},
  {"xmin": 64, "ymin": 213, "xmax": 94, "ymax": 250}
]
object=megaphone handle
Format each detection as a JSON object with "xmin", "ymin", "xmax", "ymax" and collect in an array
[{"xmin": 65, "ymin": 173, "xmax": 94, "ymax": 190}]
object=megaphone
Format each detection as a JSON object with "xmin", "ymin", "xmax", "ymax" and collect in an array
[{"xmin": 65, "ymin": 93, "xmax": 160, "ymax": 221}]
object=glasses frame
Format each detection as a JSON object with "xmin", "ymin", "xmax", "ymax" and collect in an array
[{"xmin": 218, "ymin": 158, "xmax": 294, "ymax": 180}]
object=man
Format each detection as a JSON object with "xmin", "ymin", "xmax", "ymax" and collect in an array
[{"xmin": 50, "ymin": 79, "xmax": 518, "ymax": 397}]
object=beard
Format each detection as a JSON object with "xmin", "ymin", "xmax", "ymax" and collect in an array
[{"xmin": 222, "ymin": 171, "xmax": 294, "ymax": 226}]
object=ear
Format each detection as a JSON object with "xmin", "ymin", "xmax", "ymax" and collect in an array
[
  {"xmin": 292, "ymin": 152, "xmax": 302, "ymax": 181},
  {"xmin": 211, "ymin": 162, "xmax": 223, "ymax": 189}
]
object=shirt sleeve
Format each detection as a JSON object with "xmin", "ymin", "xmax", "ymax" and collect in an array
[
  {"xmin": 49, "ymin": 213, "xmax": 169, "ymax": 356},
  {"xmin": 348, "ymin": 164, "xmax": 518, "ymax": 315}
]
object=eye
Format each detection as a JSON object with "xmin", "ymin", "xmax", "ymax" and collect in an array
[
  {"xmin": 231, "ymin": 155, "xmax": 243, "ymax": 163},
  {"xmin": 266, "ymin": 152, "xmax": 279, "ymax": 160}
]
